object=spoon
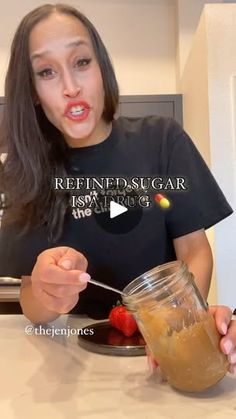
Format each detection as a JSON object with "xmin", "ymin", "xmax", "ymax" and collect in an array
[
  {"xmin": 0, "ymin": 276, "xmax": 126, "ymax": 297},
  {"xmin": 88, "ymin": 278, "xmax": 126, "ymax": 297},
  {"xmin": 0, "ymin": 277, "xmax": 22, "ymax": 284}
]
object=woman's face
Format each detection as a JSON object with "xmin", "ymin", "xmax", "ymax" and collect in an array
[{"xmin": 29, "ymin": 13, "xmax": 111, "ymax": 147}]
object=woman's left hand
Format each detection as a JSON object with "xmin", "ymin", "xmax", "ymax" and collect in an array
[{"xmin": 209, "ymin": 305, "xmax": 236, "ymax": 374}]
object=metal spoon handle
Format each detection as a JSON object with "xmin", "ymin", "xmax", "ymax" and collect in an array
[
  {"xmin": 0, "ymin": 277, "xmax": 21, "ymax": 284},
  {"xmin": 88, "ymin": 278, "xmax": 124, "ymax": 296}
]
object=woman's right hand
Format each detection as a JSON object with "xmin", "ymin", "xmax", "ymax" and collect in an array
[{"xmin": 31, "ymin": 247, "xmax": 90, "ymax": 314}]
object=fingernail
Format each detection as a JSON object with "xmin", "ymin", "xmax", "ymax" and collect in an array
[
  {"xmin": 223, "ymin": 340, "xmax": 233, "ymax": 355},
  {"xmin": 79, "ymin": 272, "xmax": 91, "ymax": 283},
  {"xmin": 147, "ymin": 356, "xmax": 154, "ymax": 374},
  {"xmin": 60, "ymin": 259, "xmax": 72, "ymax": 270},
  {"xmin": 228, "ymin": 353, "xmax": 236, "ymax": 364},
  {"xmin": 221, "ymin": 322, "xmax": 227, "ymax": 335}
]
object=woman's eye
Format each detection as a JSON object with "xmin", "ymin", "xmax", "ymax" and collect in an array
[
  {"xmin": 36, "ymin": 68, "xmax": 56, "ymax": 78},
  {"xmin": 75, "ymin": 58, "xmax": 92, "ymax": 68}
]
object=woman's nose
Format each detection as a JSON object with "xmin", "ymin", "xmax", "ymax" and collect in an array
[{"xmin": 62, "ymin": 72, "xmax": 81, "ymax": 98}]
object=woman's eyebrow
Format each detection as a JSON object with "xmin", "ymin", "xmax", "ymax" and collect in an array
[{"xmin": 30, "ymin": 39, "xmax": 89, "ymax": 62}]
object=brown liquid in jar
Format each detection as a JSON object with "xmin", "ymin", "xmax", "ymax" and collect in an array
[{"xmin": 138, "ymin": 306, "xmax": 229, "ymax": 392}]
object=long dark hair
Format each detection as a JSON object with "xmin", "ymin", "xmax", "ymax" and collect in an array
[{"xmin": 0, "ymin": 3, "xmax": 119, "ymax": 241}]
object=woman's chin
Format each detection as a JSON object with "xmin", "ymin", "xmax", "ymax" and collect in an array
[{"xmin": 62, "ymin": 126, "xmax": 94, "ymax": 147}]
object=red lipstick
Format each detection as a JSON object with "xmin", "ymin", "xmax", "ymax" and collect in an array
[{"xmin": 64, "ymin": 100, "xmax": 91, "ymax": 122}]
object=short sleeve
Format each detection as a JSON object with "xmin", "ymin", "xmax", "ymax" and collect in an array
[{"xmin": 165, "ymin": 128, "xmax": 233, "ymax": 239}]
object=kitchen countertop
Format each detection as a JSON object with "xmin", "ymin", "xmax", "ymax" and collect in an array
[{"xmin": 0, "ymin": 315, "xmax": 236, "ymax": 419}]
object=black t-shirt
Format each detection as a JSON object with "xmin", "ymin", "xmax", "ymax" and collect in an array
[{"xmin": 0, "ymin": 116, "xmax": 233, "ymax": 318}]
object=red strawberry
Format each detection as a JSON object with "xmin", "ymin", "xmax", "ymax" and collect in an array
[
  {"xmin": 109, "ymin": 302, "xmax": 138, "ymax": 337},
  {"xmin": 107, "ymin": 329, "xmax": 124, "ymax": 346}
]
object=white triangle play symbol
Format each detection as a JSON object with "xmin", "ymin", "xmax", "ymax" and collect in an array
[{"xmin": 110, "ymin": 201, "xmax": 128, "ymax": 219}]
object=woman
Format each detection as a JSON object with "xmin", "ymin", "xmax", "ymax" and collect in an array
[{"xmin": 0, "ymin": 4, "xmax": 236, "ymax": 373}]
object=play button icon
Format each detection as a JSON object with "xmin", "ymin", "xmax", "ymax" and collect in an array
[
  {"xmin": 93, "ymin": 188, "xmax": 143, "ymax": 234},
  {"xmin": 110, "ymin": 201, "xmax": 128, "ymax": 219}
]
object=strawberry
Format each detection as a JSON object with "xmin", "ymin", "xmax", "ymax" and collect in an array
[
  {"xmin": 108, "ymin": 329, "xmax": 141, "ymax": 346},
  {"xmin": 107, "ymin": 329, "xmax": 125, "ymax": 346},
  {"xmin": 109, "ymin": 302, "xmax": 138, "ymax": 337}
]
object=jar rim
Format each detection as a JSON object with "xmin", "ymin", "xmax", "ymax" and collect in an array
[{"xmin": 122, "ymin": 260, "xmax": 187, "ymax": 303}]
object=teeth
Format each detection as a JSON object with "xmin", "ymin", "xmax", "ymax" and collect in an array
[{"xmin": 70, "ymin": 106, "xmax": 85, "ymax": 116}]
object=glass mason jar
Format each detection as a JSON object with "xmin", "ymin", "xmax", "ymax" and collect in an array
[{"xmin": 122, "ymin": 261, "xmax": 228, "ymax": 392}]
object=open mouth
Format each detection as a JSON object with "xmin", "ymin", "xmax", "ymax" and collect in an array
[
  {"xmin": 70, "ymin": 106, "xmax": 86, "ymax": 116},
  {"xmin": 64, "ymin": 101, "xmax": 91, "ymax": 121}
]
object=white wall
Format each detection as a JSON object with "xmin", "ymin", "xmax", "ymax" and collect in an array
[
  {"xmin": 175, "ymin": 0, "xmax": 227, "ymax": 89},
  {"xmin": 181, "ymin": 4, "xmax": 236, "ymax": 308},
  {"xmin": 180, "ymin": 12, "xmax": 210, "ymax": 162},
  {"xmin": 180, "ymin": 10, "xmax": 217, "ymax": 304},
  {"xmin": 206, "ymin": 4, "xmax": 236, "ymax": 307},
  {"xmin": 0, "ymin": 0, "xmax": 176, "ymax": 95}
]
